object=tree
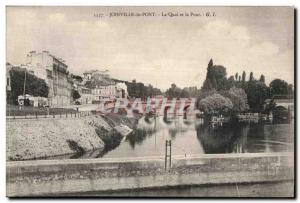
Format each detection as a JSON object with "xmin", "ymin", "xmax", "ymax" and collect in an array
[
  {"xmin": 269, "ymin": 79, "xmax": 289, "ymax": 96},
  {"xmin": 245, "ymin": 80, "xmax": 268, "ymax": 112},
  {"xmin": 166, "ymin": 83, "xmax": 181, "ymax": 98},
  {"xmin": 265, "ymin": 99, "xmax": 276, "ymax": 115},
  {"xmin": 227, "ymin": 76, "xmax": 235, "ymax": 89},
  {"xmin": 242, "ymin": 71, "xmax": 246, "ymax": 83},
  {"xmin": 223, "ymin": 87, "xmax": 249, "ymax": 112},
  {"xmin": 249, "ymin": 72, "xmax": 254, "ymax": 81},
  {"xmin": 198, "ymin": 93, "xmax": 233, "ymax": 115},
  {"xmin": 72, "ymin": 74, "xmax": 83, "ymax": 83},
  {"xmin": 259, "ymin": 74, "xmax": 265, "ymax": 84},
  {"xmin": 202, "ymin": 59, "xmax": 228, "ymax": 91},
  {"xmin": 235, "ymin": 73, "xmax": 238, "ymax": 81},
  {"xmin": 72, "ymin": 90, "xmax": 81, "ymax": 100},
  {"xmin": 287, "ymin": 84, "xmax": 294, "ymax": 96},
  {"xmin": 126, "ymin": 79, "xmax": 162, "ymax": 99},
  {"xmin": 10, "ymin": 67, "xmax": 49, "ymax": 105}
]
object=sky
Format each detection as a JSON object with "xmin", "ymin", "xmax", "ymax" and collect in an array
[{"xmin": 6, "ymin": 6, "xmax": 294, "ymax": 90}]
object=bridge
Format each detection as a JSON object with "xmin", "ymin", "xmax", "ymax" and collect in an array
[
  {"xmin": 97, "ymin": 98, "xmax": 198, "ymax": 117},
  {"xmin": 265, "ymin": 98, "xmax": 294, "ymax": 110}
]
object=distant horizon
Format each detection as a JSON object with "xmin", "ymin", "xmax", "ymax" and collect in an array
[{"xmin": 6, "ymin": 6, "xmax": 294, "ymax": 90}]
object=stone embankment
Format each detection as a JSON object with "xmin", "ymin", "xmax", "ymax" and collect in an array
[
  {"xmin": 6, "ymin": 114, "xmax": 136, "ymax": 161},
  {"xmin": 6, "ymin": 153, "xmax": 294, "ymax": 197}
]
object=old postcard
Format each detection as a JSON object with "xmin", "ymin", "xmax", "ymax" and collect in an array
[{"xmin": 6, "ymin": 6, "xmax": 295, "ymax": 197}]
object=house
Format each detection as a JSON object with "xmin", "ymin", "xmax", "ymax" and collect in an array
[{"xmin": 25, "ymin": 51, "xmax": 73, "ymax": 107}]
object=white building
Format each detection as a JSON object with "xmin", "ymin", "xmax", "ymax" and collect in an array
[
  {"xmin": 83, "ymin": 69, "xmax": 117, "ymax": 103},
  {"xmin": 25, "ymin": 51, "xmax": 73, "ymax": 107}
]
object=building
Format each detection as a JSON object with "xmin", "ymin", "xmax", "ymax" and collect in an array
[
  {"xmin": 6, "ymin": 63, "xmax": 12, "ymax": 103},
  {"xmin": 71, "ymin": 75, "xmax": 94, "ymax": 105},
  {"xmin": 116, "ymin": 82, "xmax": 128, "ymax": 98},
  {"xmin": 25, "ymin": 51, "xmax": 73, "ymax": 107},
  {"xmin": 83, "ymin": 70, "xmax": 109, "ymax": 83},
  {"xmin": 83, "ymin": 69, "xmax": 117, "ymax": 103}
]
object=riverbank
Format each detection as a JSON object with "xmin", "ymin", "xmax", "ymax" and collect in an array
[{"xmin": 6, "ymin": 114, "xmax": 137, "ymax": 161}]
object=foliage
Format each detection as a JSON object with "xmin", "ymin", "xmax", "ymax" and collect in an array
[
  {"xmin": 202, "ymin": 59, "xmax": 228, "ymax": 91},
  {"xmin": 198, "ymin": 59, "xmax": 294, "ymax": 113},
  {"xmin": 265, "ymin": 99, "xmax": 277, "ymax": 114},
  {"xmin": 269, "ymin": 79, "xmax": 290, "ymax": 96},
  {"xmin": 71, "ymin": 74, "xmax": 83, "ymax": 83},
  {"xmin": 165, "ymin": 83, "xmax": 182, "ymax": 98},
  {"xmin": 222, "ymin": 87, "xmax": 249, "ymax": 112},
  {"xmin": 242, "ymin": 71, "xmax": 246, "ymax": 83},
  {"xmin": 165, "ymin": 84, "xmax": 200, "ymax": 98},
  {"xmin": 199, "ymin": 93, "xmax": 233, "ymax": 114},
  {"xmin": 95, "ymin": 126, "xmax": 123, "ymax": 149},
  {"xmin": 72, "ymin": 89, "xmax": 81, "ymax": 100},
  {"xmin": 126, "ymin": 79, "xmax": 162, "ymax": 99},
  {"xmin": 249, "ymin": 72, "xmax": 254, "ymax": 81},
  {"xmin": 9, "ymin": 68, "xmax": 49, "ymax": 104},
  {"xmin": 244, "ymin": 80, "xmax": 268, "ymax": 112},
  {"xmin": 259, "ymin": 74, "xmax": 265, "ymax": 84}
]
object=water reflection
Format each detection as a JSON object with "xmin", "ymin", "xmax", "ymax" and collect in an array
[
  {"xmin": 99, "ymin": 116, "xmax": 293, "ymax": 158},
  {"xmin": 49, "ymin": 115, "xmax": 293, "ymax": 160}
]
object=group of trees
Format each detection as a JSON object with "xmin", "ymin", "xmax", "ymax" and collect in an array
[
  {"xmin": 198, "ymin": 59, "xmax": 293, "ymax": 115},
  {"xmin": 165, "ymin": 84, "xmax": 201, "ymax": 98},
  {"xmin": 9, "ymin": 67, "xmax": 49, "ymax": 105},
  {"xmin": 126, "ymin": 79, "xmax": 162, "ymax": 99}
]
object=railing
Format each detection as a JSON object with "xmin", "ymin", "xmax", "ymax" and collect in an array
[{"xmin": 6, "ymin": 111, "xmax": 92, "ymax": 120}]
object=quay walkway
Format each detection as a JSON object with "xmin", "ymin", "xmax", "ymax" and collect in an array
[{"xmin": 6, "ymin": 152, "xmax": 294, "ymax": 197}]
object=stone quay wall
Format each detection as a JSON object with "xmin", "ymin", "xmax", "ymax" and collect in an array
[{"xmin": 6, "ymin": 152, "xmax": 294, "ymax": 196}]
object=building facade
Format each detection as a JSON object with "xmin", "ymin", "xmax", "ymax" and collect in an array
[
  {"xmin": 26, "ymin": 51, "xmax": 73, "ymax": 107},
  {"xmin": 83, "ymin": 69, "xmax": 120, "ymax": 103}
]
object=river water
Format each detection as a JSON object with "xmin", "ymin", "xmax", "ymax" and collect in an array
[{"xmin": 100, "ymin": 116, "xmax": 294, "ymax": 158}]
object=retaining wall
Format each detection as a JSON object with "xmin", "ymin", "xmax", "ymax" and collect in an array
[{"xmin": 6, "ymin": 152, "xmax": 294, "ymax": 196}]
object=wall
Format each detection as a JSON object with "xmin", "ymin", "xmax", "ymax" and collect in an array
[
  {"xmin": 6, "ymin": 152, "xmax": 294, "ymax": 196},
  {"xmin": 6, "ymin": 117, "xmax": 107, "ymax": 161}
]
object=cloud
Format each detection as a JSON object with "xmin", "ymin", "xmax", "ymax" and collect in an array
[{"xmin": 6, "ymin": 8, "xmax": 294, "ymax": 90}]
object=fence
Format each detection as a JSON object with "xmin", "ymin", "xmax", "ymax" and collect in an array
[{"xmin": 6, "ymin": 111, "xmax": 92, "ymax": 120}]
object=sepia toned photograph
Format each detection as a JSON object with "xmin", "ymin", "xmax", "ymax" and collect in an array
[{"xmin": 6, "ymin": 6, "xmax": 295, "ymax": 197}]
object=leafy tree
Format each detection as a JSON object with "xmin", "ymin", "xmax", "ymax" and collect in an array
[
  {"xmin": 235, "ymin": 73, "xmax": 238, "ymax": 81},
  {"xmin": 199, "ymin": 93, "xmax": 233, "ymax": 115},
  {"xmin": 72, "ymin": 74, "xmax": 83, "ymax": 83},
  {"xmin": 126, "ymin": 79, "xmax": 161, "ymax": 99},
  {"xmin": 249, "ymin": 72, "xmax": 254, "ymax": 81},
  {"xmin": 72, "ymin": 90, "xmax": 81, "ymax": 100},
  {"xmin": 269, "ymin": 79, "xmax": 289, "ymax": 96},
  {"xmin": 202, "ymin": 59, "xmax": 228, "ymax": 91},
  {"xmin": 227, "ymin": 76, "xmax": 235, "ymax": 89},
  {"xmin": 166, "ymin": 83, "xmax": 181, "ymax": 98},
  {"xmin": 287, "ymin": 84, "xmax": 294, "ymax": 96},
  {"xmin": 242, "ymin": 71, "xmax": 246, "ymax": 83},
  {"xmin": 244, "ymin": 80, "xmax": 268, "ymax": 112},
  {"xmin": 259, "ymin": 74, "xmax": 265, "ymax": 84},
  {"xmin": 10, "ymin": 67, "xmax": 49, "ymax": 105},
  {"xmin": 265, "ymin": 99, "xmax": 276, "ymax": 115},
  {"xmin": 223, "ymin": 87, "xmax": 249, "ymax": 112}
]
